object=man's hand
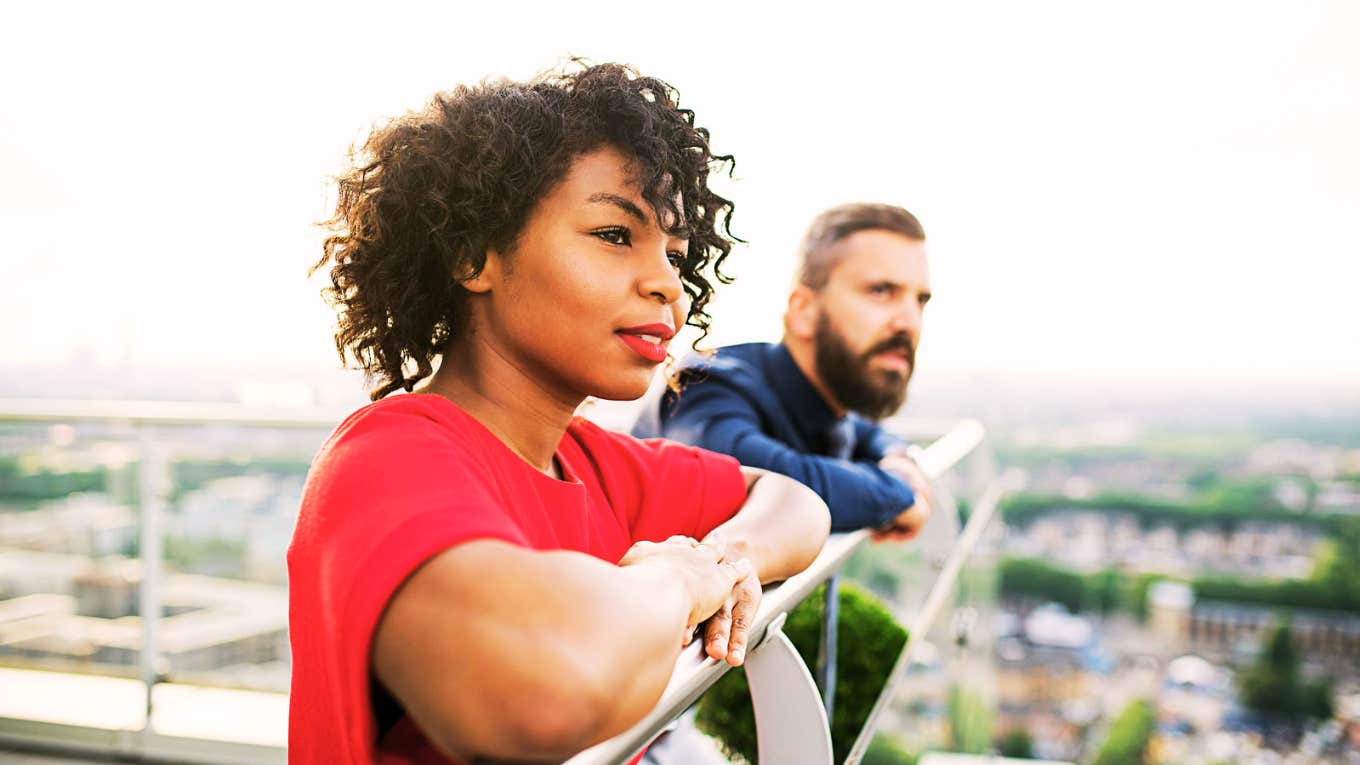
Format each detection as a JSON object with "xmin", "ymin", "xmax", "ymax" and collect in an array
[
  {"xmin": 874, "ymin": 453, "xmax": 934, "ymax": 542},
  {"xmin": 618, "ymin": 536, "xmax": 753, "ymax": 636}
]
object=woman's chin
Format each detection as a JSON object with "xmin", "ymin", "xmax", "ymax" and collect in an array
[{"xmin": 588, "ymin": 374, "xmax": 655, "ymax": 402}]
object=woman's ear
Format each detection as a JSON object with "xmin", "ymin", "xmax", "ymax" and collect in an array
[
  {"xmin": 784, "ymin": 285, "xmax": 820, "ymax": 340},
  {"xmin": 458, "ymin": 249, "xmax": 501, "ymax": 294}
]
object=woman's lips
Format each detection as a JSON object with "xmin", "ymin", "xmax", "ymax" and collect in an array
[{"xmin": 616, "ymin": 332, "xmax": 669, "ymax": 363}]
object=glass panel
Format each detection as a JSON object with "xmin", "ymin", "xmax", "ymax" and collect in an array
[
  {"xmin": 0, "ymin": 412, "xmax": 330, "ymax": 753},
  {"xmin": 151, "ymin": 421, "xmax": 327, "ymax": 694},
  {"xmin": 0, "ymin": 418, "xmax": 147, "ymax": 730}
]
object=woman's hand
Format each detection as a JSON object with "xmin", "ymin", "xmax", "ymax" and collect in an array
[
  {"xmin": 700, "ymin": 568, "xmax": 762, "ymax": 666},
  {"xmin": 618, "ymin": 536, "xmax": 752, "ymax": 635}
]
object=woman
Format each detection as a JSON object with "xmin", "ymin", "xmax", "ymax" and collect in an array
[{"xmin": 289, "ymin": 63, "xmax": 831, "ymax": 764}]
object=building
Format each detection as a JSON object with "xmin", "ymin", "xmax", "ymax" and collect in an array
[{"xmin": 0, "ymin": 550, "xmax": 289, "ymax": 690}]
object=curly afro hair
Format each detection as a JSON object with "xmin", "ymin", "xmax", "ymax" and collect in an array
[{"xmin": 312, "ymin": 62, "xmax": 739, "ymax": 400}]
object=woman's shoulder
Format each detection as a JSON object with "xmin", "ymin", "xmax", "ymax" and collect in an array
[
  {"xmin": 565, "ymin": 415, "xmax": 714, "ymax": 472},
  {"xmin": 566, "ymin": 415, "xmax": 647, "ymax": 456},
  {"xmin": 315, "ymin": 394, "xmax": 494, "ymax": 473}
]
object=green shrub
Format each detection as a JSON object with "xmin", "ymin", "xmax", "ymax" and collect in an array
[{"xmin": 694, "ymin": 581, "xmax": 908, "ymax": 764}]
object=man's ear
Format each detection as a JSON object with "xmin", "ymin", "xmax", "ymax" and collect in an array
[
  {"xmin": 784, "ymin": 285, "xmax": 820, "ymax": 340},
  {"xmin": 458, "ymin": 249, "xmax": 501, "ymax": 294}
]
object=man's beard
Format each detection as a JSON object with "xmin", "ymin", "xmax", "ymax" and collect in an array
[{"xmin": 813, "ymin": 312, "xmax": 914, "ymax": 421}]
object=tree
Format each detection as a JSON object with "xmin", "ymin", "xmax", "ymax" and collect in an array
[
  {"xmin": 998, "ymin": 728, "xmax": 1033, "ymax": 758},
  {"xmin": 861, "ymin": 734, "xmax": 918, "ymax": 765},
  {"xmin": 1312, "ymin": 517, "xmax": 1360, "ymax": 611},
  {"xmin": 1237, "ymin": 619, "xmax": 1334, "ymax": 721},
  {"xmin": 998, "ymin": 557, "xmax": 1085, "ymax": 612},
  {"xmin": 947, "ymin": 688, "xmax": 992, "ymax": 754},
  {"xmin": 1092, "ymin": 699, "xmax": 1156, "ymax": 765}
]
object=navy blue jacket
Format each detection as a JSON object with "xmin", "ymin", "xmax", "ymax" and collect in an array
[{"xmin": 631, "ymin": 342, "xmax": 915, "ymax": 531}]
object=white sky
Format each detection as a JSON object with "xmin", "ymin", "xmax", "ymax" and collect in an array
[{"xmin": 3, "ymin": 1, "xmax": 1358, "ymax": 386}]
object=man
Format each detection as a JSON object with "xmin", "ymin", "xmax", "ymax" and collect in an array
[{"xmin": 633, "ymin": 202, "xmax": 933, "ymax": 538}]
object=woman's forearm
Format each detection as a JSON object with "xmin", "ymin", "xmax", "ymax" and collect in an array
[
  {"xmin": 703, "ymin": 468, "xmax": 831, "ymax": 584},
  {"xmin": 373, "ymin": 542, "xmax": 697, "ymax": 761}
]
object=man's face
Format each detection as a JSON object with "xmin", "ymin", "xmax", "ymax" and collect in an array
[{"xmin": 811, "ymin": 230, "xmax": 931, "ymax": 420}]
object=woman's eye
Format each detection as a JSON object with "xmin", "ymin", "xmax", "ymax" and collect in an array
[
  {"xmin": 666, "ymin": 250, "xmax": 685, "ymax": 269},
  {"xmin": 595, "ymin": 227, "xmax": 630, "ymax": 246}
]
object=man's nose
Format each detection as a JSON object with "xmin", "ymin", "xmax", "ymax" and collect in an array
[{"xmin": 890, "ymin": 298, "xmax": 924, "ymax": 340}]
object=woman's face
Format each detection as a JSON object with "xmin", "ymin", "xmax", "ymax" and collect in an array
[{"xmin": 467, "ymin": 145, "xmax": 690, "ymax": 402}]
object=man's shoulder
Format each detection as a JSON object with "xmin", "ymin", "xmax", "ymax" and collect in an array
[
  {"xmin": 631, "ymin": 343, "xmax": 778, "ymax": 438},
  {"xmin": 676, "ymin": 342, "xmax": 778, "ymax": 386}
]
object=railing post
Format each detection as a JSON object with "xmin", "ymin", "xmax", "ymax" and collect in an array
[
  {"xmin": 137, "ymin": 424, "xmax": 165, "ymax": 739},
  {"xmin": 815, "ymin": 572, "xmax": 839, "ymax": 720}
]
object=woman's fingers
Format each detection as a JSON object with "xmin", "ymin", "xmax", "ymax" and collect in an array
[
  {"xmin": 725, "ymin": 579, "xmax": 760, "ymax": 666},
  {"xmin": 705, "ymin": 597, "xmax": 734, "ymax": 660},
  {"xmin": 700, "ymin": 564, "xmax": 760, "ymax": 665}
]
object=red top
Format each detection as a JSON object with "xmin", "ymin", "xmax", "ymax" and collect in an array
[{"xmin": 287, "ymin": 393, "xmax": 747, "ymax": 764}]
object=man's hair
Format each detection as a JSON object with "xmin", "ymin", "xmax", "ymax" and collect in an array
[
  {"xmin": 795, "ymin": 203, "xmax": 924, "ymax": 290},
  {"xmin": 312, "ymin": 62, "xmax": 738, "ymax": 400}
]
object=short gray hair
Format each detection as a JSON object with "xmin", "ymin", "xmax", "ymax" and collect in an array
[{"xmin": 796, "ymin": 203, "xmax": 925, "ymax": 290}]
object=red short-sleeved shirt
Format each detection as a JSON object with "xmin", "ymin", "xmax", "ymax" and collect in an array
[{"xmin": 286, "ymin": 393, "xmax": 747, "ymax": 765}]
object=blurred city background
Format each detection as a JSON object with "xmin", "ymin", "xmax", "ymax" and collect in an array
[{"xmin": 3, "ymin": 2, "xmax": 1358, "ymax": 764}]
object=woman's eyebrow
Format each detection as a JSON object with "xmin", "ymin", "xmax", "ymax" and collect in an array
[{"xmin": 587, "ymin": 192, "xmax": 650, "ymax": 225}]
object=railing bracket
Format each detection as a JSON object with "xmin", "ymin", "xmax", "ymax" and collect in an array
[{"xmin": 745, "ymin": 611, "xmax": 833, "ymax": 765}]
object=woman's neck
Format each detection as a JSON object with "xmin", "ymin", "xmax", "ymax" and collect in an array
[{"xmin": 422, "ymin": 338, "xmax": 581, "ymax": 478}]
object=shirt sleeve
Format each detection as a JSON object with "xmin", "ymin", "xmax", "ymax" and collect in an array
[
  {"xmin": 851, "ymin": 417, "xmax": 911, "ymax": 462},
  {"xmin": 289, "ymin": 404, "xmax": 526, "ymax": 756},
  {"xmin": 657, "ymin": 374, "xmax": 915, "ymax": 532},
  {"xmin": 584, "ymin": 425, "xmax": 747, "ymax": 544}
]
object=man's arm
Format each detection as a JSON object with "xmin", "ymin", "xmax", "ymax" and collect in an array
[
  {"xmin": 853, "ymin": 419, "xmax": 935, "ymax": 540},
  {"xmin": 372, "ymin": 539, "xmax": 745, "ymax": 762},
  {"xmin": 851, "ymin": 416, "xmax": 909, "ymax": 462},
  {"xmin": 658, "ymin": 377, "xmax": 915, "ymax": 531}
]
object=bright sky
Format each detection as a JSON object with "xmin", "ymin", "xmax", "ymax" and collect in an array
[{"xmin": 3, "ymin": 1, "xmax": 1358, "ymax": 386}]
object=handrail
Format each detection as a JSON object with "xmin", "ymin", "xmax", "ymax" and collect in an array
[
  {"xmin": 0, "ymin": 398, "xmax": 348, "ymax": 429},
  {"xmin": 564, "ymin": 419, "xmax": 987, "ymax": 765}
]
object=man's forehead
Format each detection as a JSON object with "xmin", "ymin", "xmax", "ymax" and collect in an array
[{"xmin": 826, "ymin": 230, "xmax": 929, "ymax": 283}]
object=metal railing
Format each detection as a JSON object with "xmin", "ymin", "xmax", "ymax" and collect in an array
[{"xmin": 0, "ymin": 399, "xmax": 1000, "ymax": 765}]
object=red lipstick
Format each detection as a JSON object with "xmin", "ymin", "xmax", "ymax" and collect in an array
[{"xmin": 616, "ymin": 323, "xmax": 675, "ymax": 364}]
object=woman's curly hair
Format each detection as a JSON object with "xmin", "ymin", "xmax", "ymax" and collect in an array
[{"xmin": 312, "ymin": 62, "xmax": 739, "ymax": 400}]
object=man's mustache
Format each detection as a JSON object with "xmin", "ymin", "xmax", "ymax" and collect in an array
[{"xmin": 862, "ymin": 333, "xmax": 915, "ymax": 368}]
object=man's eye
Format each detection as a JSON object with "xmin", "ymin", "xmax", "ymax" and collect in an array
[{"xmin": 594, "ymin": 227, "xmax": 631, "ymax": 246}]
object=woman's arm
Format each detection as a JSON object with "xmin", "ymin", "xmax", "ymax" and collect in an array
[
  {"xmin": 372, "ymin": 538, "xmax": 746, "ymax": 762},
  {"xmin": 697, "ymin": 467, "xmax": 831, "ymax": 665},
  {"xmin": 704, "ymin": 467, "xmax": 831, "ymax": 585}
]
